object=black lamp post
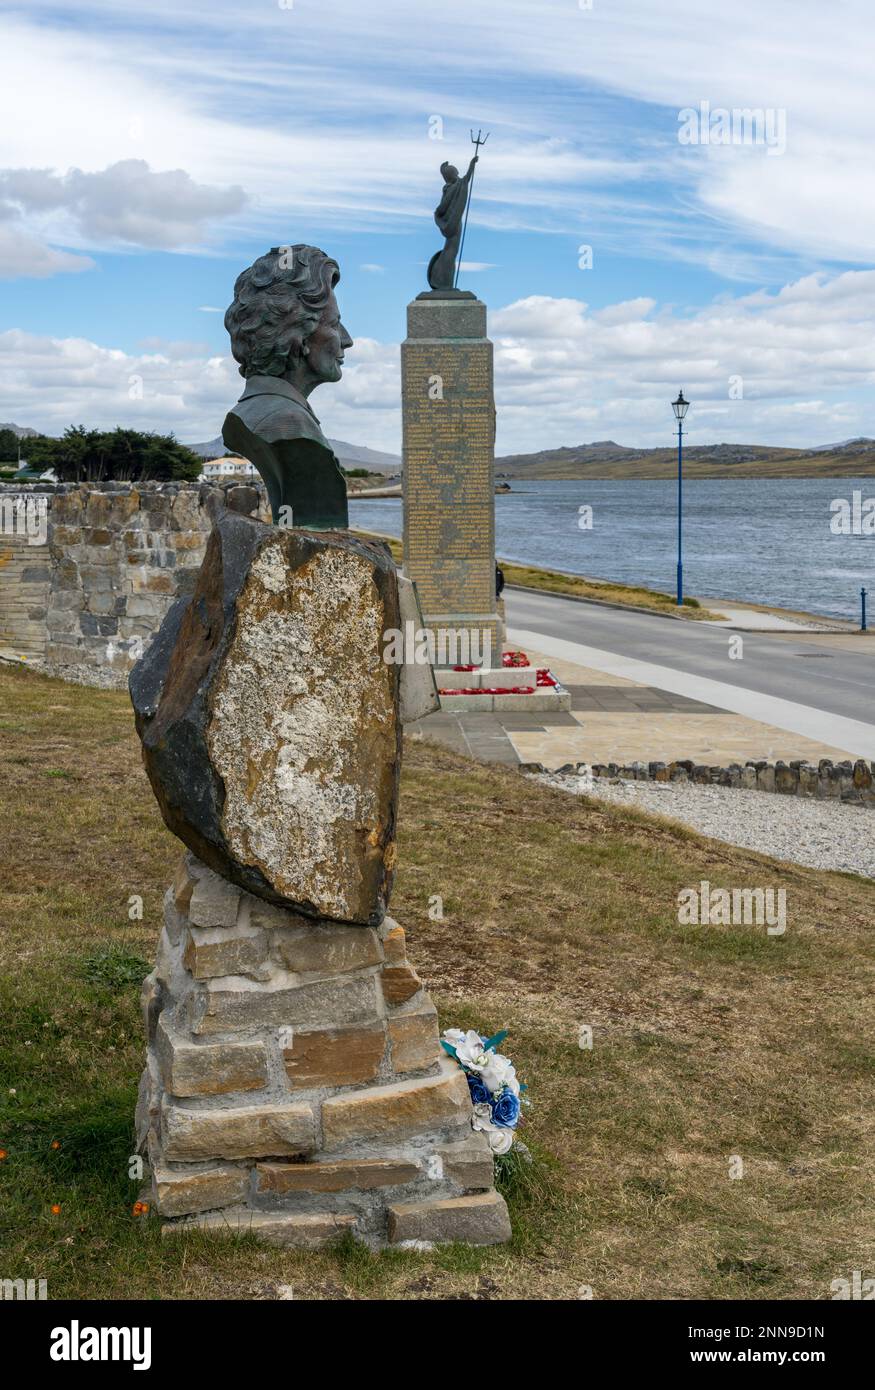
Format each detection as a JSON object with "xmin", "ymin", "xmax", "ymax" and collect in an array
[{"xmin": 671, "ymin": 390, "xmax": 690, "ymax": 605}]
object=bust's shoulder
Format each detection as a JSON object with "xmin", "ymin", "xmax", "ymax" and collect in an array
[{"xmin": 230, "ymin": 378, "xmax": 326, "ymax": 448}]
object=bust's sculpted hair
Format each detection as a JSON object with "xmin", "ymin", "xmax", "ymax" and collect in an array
[{"xmin": 224, "ymin": 245, "xmax": 340, "ymax": 379}]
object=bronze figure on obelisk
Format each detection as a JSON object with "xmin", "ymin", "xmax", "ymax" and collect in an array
[{"xmin": 427, "ymin": 157, "xmax": 478, "ymax": 290}]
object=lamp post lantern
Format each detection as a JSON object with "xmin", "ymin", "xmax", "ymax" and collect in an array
[{"xmin": 671, "ymin": 390, "xmax": 690, "ymax": 605}]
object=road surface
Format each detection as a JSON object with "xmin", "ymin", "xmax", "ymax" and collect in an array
[{"xmin": 505, "ymin": 587, "xmax": 875, "ymax": 751}]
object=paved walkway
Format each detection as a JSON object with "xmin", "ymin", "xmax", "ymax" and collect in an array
[
  {"xmin": 408, "ymin": 632, "xmax": 867, "ymax": 770},
  {"xmin": 700, "ymin": 604, "xmax": 833, "ymax": 632},
  {"xmin": 509, "ymin": 627, "xmax": 875, "ymax": 760}
]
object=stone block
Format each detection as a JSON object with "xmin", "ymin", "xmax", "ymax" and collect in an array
[
  {"xmin": 126, "ymin": 594, "xmax": 164, "ymax": 619},
  {"xmin": 255, "ymin": 1158, "xmax": 420, "ymax": 1194},
  {"xmin": 162, "ymin": 1098, "xmax": 316, "ymax": 1160},
  {"xmin": 397, "ymin": 574, "xmax": 440, "ymax": 723},
  {"xmin": 161, "ymin": 1209, "xmax": 355, "ymax": 1247},
  {"xmin": 156, "ymin": 1016, "xmax": 268, "ymax": 1097},
  {"xmin": 135, "ymin": 1051, "xmax": 161, "ymax": 1152},
  {"xmin": 380, "ymin": 963, "xmax": 422, "ymax": 1007},
  {"xmin": 380, "ymin": 920, "xmax": 406, "ymax": 964},
  {"xmin": 492, "ymin": 693, "xmax": 544, "ymax": 710},
  {"xmin": 173, "ymin": 531, "xmax": 207, "ymax": 552},
  {"xmin": 387, "ymin": 1190, "xmax": 511, "ymax": 1246},
  {"xmin": 188, "ymin": 867, "xmax": 241, "ymax": 928},
  {"xmin": 321, "ymin": 1059, "xmax": 470, "ymax": 1148},
  {"xmin": 270, "ymin": 922, "xmax": 382, "ymax": 976},
  {"xmin": 440, "ymin": 692, "xmax": 493, "ymax": 711},
  {"xmin": 775, "ymin": 761, "xmax": 796, "ymax": 794},
  {"xmin": 152, "ymin": 1162, "xmax": 248, "ymax": 1217},
  {"xmin": 183, "ymin": 923, "xmax": 268, "ymax": 980},
  {"xmin": 140, "ymin": 970, "xmax": 164, "ymax": 1046},
  {"xmin": 283, "ymin": 1022, "xmax": 386, "ymax": 1088},
  {"xmin": 387, "ymin": 997, "xmax": 440, "ymax": 1074},
  {"xmin": 190, "ymin": 974, "xmax": 380, "ymax": 1035},
  {"xmin": 438, "ymin": 1134, "xmax": 495, "ymax": 1190},
  {"xmin": 172, "ymin": 854, "xmax": 197, "ymax": 912}
]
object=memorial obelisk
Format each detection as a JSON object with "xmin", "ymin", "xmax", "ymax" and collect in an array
[{"xmin": 402, "ymin": 137, "xmax": 502, "ymax": 667}]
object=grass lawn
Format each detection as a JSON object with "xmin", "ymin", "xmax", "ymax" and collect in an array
[{"xmin": 1, "ymin": 662, "xmax": 873, "ymax": 1301}]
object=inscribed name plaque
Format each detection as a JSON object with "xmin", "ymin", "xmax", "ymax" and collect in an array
[{"xmin": 401, "ymin": 291, "xmax": 501, "ymax": 665}]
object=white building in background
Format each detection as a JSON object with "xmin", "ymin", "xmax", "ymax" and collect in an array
[{"xmin": 200, "ymin": 457, "xmax": 258, "ymax": 482}]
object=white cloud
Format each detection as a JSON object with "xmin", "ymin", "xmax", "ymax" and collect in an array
[
  {"xmin": 0, "ymin": 159, "xmax": 245, "ymax": 261},
  {"xmin": 0, "ymin": 226, "xmax": 94, "ymax": 280},
  {"xmin": 489, "ymin": 271, "xmax": 875, "ymax": 450},
  {"xmin": 4, "ymin": 270, "xmax": 874, "ymax": 452}
]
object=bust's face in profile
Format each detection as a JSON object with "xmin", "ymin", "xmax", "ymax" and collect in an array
[{"xmin": 300, "ymin": 289, "xmax": 353, "ymax": 389}]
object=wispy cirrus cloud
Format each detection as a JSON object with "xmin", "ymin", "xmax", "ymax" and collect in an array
[{"xmin": 6, "ymin": 1, "xmax": 872, "ymax": 277}]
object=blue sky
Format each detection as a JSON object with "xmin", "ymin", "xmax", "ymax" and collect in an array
[{"xmin": 1, "ymin": 0, "xmax": 873, "ymax": 453}]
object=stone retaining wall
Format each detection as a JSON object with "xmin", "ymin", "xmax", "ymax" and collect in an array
[
  {"xmin": 0, "ymin": 481, "xmax": 267, "ymax": 687},
  {"xmin": 526, "ymin": 757, "xmax": 875, "ymax": 806}
]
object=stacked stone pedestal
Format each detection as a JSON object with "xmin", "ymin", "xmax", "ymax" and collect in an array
[{"xmin": 137, "ymin": 853, "xmax": 510, "ymax": 1248}]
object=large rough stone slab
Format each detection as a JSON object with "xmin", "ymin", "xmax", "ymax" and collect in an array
[{"xmin": 130, "ymin": 511, "xmax": 402, "ymax": 925}]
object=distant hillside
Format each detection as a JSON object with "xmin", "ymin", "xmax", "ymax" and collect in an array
[
  {"xmin": 496, "ymin": 437, "xmax": 875, "ymax": 479},
  {"xmin": 187, "ymin": 434, "xmax": 401, "ymax": 474},
  {"xmin": 1, "ymin": 422, "xmax": 39, "ymax": 439}
]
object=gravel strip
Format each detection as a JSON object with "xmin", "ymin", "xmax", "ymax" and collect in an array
[{"xmin": 536, "ymin": 773, "xmax": 875, "ymax": 878}]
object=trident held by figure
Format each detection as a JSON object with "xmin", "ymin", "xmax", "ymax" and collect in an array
[
  {"xmin": 426, "ymin": 128, "xmax": 489, "ymax": 292},
  {"xmin": 454, "ymin": 129, "xmax": 489, "ymax": 289}
]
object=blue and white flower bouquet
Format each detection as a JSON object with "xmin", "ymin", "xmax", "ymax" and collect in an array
[{"xmin": 441, "ymin": 1027, "xmax": 526, "ymax": 1155}]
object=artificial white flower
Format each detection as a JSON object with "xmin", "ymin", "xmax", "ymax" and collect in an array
[
  {"xmin": 454, "ymin": 1030, "xmax": 492, "ymax": 1072},
  {"xmin": 487, "ymin": 1128, "xmax": 514, "ymax": 1155},
  {"xmin": 470, "ymin": 1103, "xmax": 514, "ymax": 1153},
  {"xmin": 441, "ymin": 1028, "xmax": 467, "ymax": 1047},
  {"xmin": 471, "ymin": 1102, "xmax": 495, "ymax": 1132},
  {"xmin": 480, "ymin": 1053, "xmax": 520, "ymax": 1097}
]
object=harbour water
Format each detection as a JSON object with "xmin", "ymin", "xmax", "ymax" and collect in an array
[{"xmin": 349, "ymin": 476, "xmax": 875, "ymax": 621}]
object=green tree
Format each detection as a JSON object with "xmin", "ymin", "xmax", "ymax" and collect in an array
[
  {"xmin": 18, "ymin": 426, "xmax": 203, "ymax": 482},
  {"xmin": 0, "ymin": 427, "xmax": 20, "ymax": 462}
]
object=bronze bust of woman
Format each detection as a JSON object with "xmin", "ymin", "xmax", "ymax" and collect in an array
[{"xmin": 222, "ymin": 245, "xmax": 353, "ymax": 528}]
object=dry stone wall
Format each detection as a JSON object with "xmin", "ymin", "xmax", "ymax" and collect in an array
[{"xmin": 0, "ymin": 482, "xmax": 267, "ymax": 687}]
